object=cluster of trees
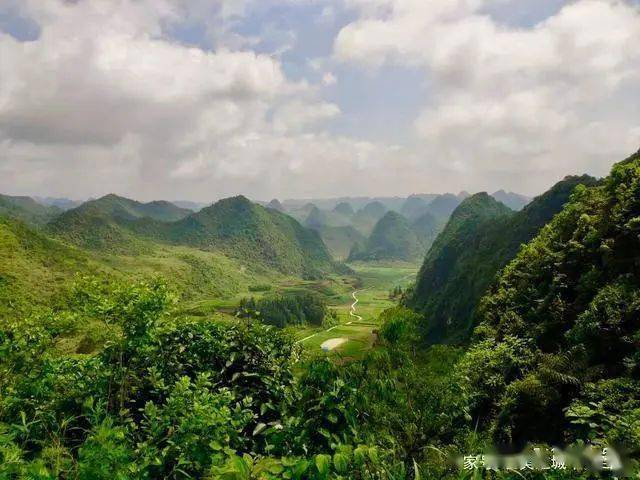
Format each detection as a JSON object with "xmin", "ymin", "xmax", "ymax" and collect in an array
[
  {"xmin": 236, "ymin": 292, "xmax": 329, "ymax": 328},
  {"xmin": 0, "ymin": 279, "xmax": 410, "ymax": 478}
]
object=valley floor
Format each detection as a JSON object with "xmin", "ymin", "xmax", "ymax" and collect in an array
[{"xmin": 294, "ymin": 261, "xmax": 419, "ymax": 360}]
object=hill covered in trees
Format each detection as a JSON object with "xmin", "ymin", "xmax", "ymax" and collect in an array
[
  {"xmin": 348, "ymin": 211, "xmax": 425, "ymax": 262},
  {"xmin": 0, "ymin": 194, "xmax": 62, "ymax": 226},
  {"xmin": 408, "ymin": 175, "xmax": 599, "ymax": 343},
  {"xmin": 464, "ymin": 149, "xmax": 640, "ymax": 447},
  {"xmin": 1, "ymin": 151, "xmax": 639, "ymax": 479}
]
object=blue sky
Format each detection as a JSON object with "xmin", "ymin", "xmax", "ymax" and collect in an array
[{"xmin": 0, "ymin": 0, "xmax": 639, "ymax": 201}]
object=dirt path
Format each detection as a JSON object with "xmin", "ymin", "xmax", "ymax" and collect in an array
[{"xmin": 296, "ymin": 289, "xmax": 364, "ymax": 345}]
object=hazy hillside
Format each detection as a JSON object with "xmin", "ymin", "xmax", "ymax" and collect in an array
[
  {"xmin": 400, "ymin": 196, "xmax": 430, "ymax": 220},
  {"xmin": 349, "ymin": 211, "xmax": 424, "ymax": 262},
  {"xmin": 0, "ymin": 194, "xmax": 62, "ymax": 226},
  {"xmin": 316, "ymin": 225, "xmax": 365, "ymax": 260},
  {"xmin": 34, "ymin": 196, "xmax": 83, "ymax": 211},
  {"xmin": 352, "ymin": 201, "xmax": 388, "ymax": 235},
  {"xmin": 409, "ymin": 175, "xmax": 598, "ymax": 343},
  {"xmin": 267, "ymin": 198, "xmax": 285, "ymax": 211},
  {"xmin": 411, "ymin": 211, "xmax": 440, "ymax": 250},
  {"xmin": 423, "ymin": 193, "xmax": 463, "ymax": 223},
  {"xmin": 492, "ymin": 190, "xmax": 531, "ymax": 210},
  {"xmin": 332, "ymin": 202, "xmax": 354, "ymax": 216}
]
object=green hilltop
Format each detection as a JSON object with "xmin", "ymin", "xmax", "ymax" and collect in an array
[
  {"xmin": 408, "ymin": 175, "xmax": 598, "ymax": 343},
  {"xmin": 348, "ymin": 211, "xmax": 424, "ymax": 262},
  {"xmin": 0, "ymin": 194, "xmax": 62, "ymax": 226}
]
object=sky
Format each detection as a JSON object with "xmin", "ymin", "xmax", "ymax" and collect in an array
[{"xmin": 0, "ymin": 0, "xmax": 639, "ymax": 202}]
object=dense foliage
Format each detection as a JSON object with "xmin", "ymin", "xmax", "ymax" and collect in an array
[
  {"xmin": 237, "ymin": 293, "xmax": 329, "ymax": 328},
  {"xmin": 408, "ymin": 176, "xmax": 597, "ymax": 343},
  {"xmin": 464, "ymin": 151, "xmax": 640, "ymax": 448}
]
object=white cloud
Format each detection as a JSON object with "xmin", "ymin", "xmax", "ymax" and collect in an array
[
  {"xmin": 0, "ymin": 0, "xmax": 393, "ymax": 200},
  {"xmin": 322, "ymin": 72, "xmax": 338, "ymax": 86},
  {"xmin": 334, "ymin": 0, "xmax": 640, "ymax": 192}
]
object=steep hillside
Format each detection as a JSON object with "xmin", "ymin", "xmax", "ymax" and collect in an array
[
  {"xmin": 163, "ymin": 196, "xmax": 335, "ymax": 278},
  {"xmin": 409, "ymin": 175, "xmax": 598, "ymax": 343},
  {"xmin": 316, "ymin": 225, "xmax": 365, "ymax": 261},
  {"xmin": 0, "ymin": 194, "xmax": 62, "ymax": 226},
  {"xmin": 349, "ymin": 211, "xmax": 423, "ymax": 262},
  {"xmin": 464, "ymin": 150, "xmax": 640, "ymax": 445},
  {"xmin": 352, "ymin": 201, "xmax": 388, "ymax": 235},
  {"xmin": 0, "ymin": 216, "xmax": 95, "ymax": 315}
]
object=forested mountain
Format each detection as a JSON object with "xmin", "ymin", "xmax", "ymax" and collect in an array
[
  {"xmin": 408, "ymin": 175, "xmax": 598, "ymax": 343},
  {"xmin": 348, "ymin": 211, "xmax": 424, "ymax": 261},
  {"xmin": 0, "ymin": 194, "xmax": 62, "ymax": 226},
  {"xmin": 464, "ymin": 150, "xmax": 640, "ymax": 446},
  {"xmin": 162, "ymin": 196, "xmax": 334, "ymax": 277}
]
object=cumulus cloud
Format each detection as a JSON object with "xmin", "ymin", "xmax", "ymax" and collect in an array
[
  {"xmin": 1, "ymin": 0, "xmax": 639, "ymax": 201},
  {"xmin": 335, "ymin": 0, "xmax": 640, "ymax": 192},
  {"xmin": 0, "ymin": 0, "xmax": 383, "ymax": 200}
]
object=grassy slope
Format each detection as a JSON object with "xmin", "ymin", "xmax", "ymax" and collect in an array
[{"xmin": 0, "ymin": 215, "xmax": 283, "ymax": 319}]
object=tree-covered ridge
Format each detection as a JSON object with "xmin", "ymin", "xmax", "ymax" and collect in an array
[
  {"xmin": 55, "ymin": 194, "xmax": 192, "ymax": 222},
  {"xmin": 163, "ymin": 196, "xmax": 335, "ymax": 278},
  {"xmin": 0, "ymin": 194, "xmax": 62, "ymax": 226},
  {"xmin": 48, "ymin": 195, "xmax": 337, "ymax": 278},
  {"xmin": 348, "ymin": 211, "xmax": 425, "ymax": 262},
  {"xmin": 409, "ymin": 176, "xmax": 597, "ymax": 344},
  {"xmin": 407, "ymin": 192, "xmax": 513, "ymax": 342},
  {"xmin": 465, "ymin": 150, "xmax": 640, "ymax": 446}
]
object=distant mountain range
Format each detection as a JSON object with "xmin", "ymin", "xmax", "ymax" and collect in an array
[
  {"xmin": 0, "ymin": 189, "xmax": 532, "ymax": 265},
  {"xmin": 48, "ymin": 194, "xmax": 335, "ymax": 278}
]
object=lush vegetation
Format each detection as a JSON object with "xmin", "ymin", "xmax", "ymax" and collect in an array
[
  {"xmin": 408, "ymin": 176, "xmax": 597, "ymax": 343},
  {"xmin": 0, "ymin": 194, "xmax": 62, "ymax": 227},
  {"xmin": 466, "ymin": 151, "xmax": 640, "ymax": 447},
  {"xmin": 236, "ymin": 292, "xmax": 329, "ymax": 328},
  {"xmin": 50, "ymin": 195, "xmax": 336, "ymax": 278},
  {"xmin": 348, "ymin": 212, "xmax": 424, "ymax": 262},
  {"xmin": 1, "ymin": 152, "xmax": 639, "ymax": 478}
]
